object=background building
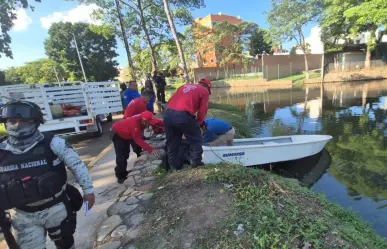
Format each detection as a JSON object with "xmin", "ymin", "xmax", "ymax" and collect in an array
[{"xmin": 194, "ymin": 13, "xmax": 242, "ymax": 68}]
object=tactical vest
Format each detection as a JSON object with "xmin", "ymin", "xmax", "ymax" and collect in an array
[{"xmin": 0, "ymin": 132, "xmax": 67, "ymax": 210}]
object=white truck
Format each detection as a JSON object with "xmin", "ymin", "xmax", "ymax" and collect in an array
[{"xmin": 0, "ymin": 81, "xmax": 123, "ymax": 137}]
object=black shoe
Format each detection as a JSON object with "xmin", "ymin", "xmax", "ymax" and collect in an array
[
  {"xmin": 191, "ymin": 162, "xmax": 204, "ymax": 169},
  {"xmin": 117, "ymin": 177, "xmax": 127, "ymax": 184}
]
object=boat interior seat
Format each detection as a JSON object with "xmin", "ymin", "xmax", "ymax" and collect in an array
[{"xmin": 236, "ymin": 137, "xmax": 292, "ymax": 146}]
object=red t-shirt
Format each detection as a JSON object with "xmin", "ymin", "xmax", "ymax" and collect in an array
[
  {"xmin": 124, "ymin": 97, "xmax": 147, "ymax": 119},
  {"xmin": 112, "ymin": 115, "xmax": 153, "ymax": 152},
  {"xmin": 167, "ymin": 83, "xmax": 209, "ymax": 124}
]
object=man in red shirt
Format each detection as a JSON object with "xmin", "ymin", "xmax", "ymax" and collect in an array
[
  {"xmin": 123, "ymin": 90, "xmax": 152, "ymax": 118},
  {"xmin": 112, "ymin": 111, "xmax": 162, "ymax": 183},
  {"xmin": 164, "ymin": 78, "xmax": 211, "ymax": 170}
]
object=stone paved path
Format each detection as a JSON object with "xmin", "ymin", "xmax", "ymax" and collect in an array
[
  {"xmin": 47, "ymin": 136, "xmax": 165, "ymax": 249},
  {"xmin": 93, "ymin": 136, "xmax": 166, "ymax": 249}
]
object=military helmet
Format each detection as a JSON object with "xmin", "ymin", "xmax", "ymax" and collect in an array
[{"xmin": 0, "ymin": 100, "xmax": 44, "ymax": 124}]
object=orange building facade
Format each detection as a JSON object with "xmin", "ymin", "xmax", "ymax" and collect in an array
[{"xmin": 194, "ymin": 14, "xmax": 242, "ymax": 68}]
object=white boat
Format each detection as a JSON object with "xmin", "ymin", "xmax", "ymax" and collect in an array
[{"xmin": 202, "ymin": 135, "xmax": 332, "ymax": 166}]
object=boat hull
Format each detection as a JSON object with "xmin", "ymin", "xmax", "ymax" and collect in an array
[{"xmin": 202, "ymin": 135, "xmax": 332, "ymax": 167}]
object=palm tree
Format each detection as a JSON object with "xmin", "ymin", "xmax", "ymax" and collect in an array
[{"xmin": 162, "ymin": 0, "xmax": 190, "ymax": 82}]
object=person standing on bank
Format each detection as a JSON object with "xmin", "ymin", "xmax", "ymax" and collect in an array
[
  {"xmin": 0, "ymin": 100, "xmax": 95, "ymax": 249},
  {"xmin": 155, "ymin": 72, "xmax": 167, "ymax": 104},
  {"xmin": 163, "ymin": 78, "xmax": 211, "ymax": 170},
  {"xmin": 143, "ymin": 74, "xmax": 156, "ymax": 113},
  {"xmin": 201, "ymin": 118, "xmax": 235, "ymax": 146},
  {"xmin": 112, "ymin": 111, "xmax": 162, "ymax": 183},
  {"xmin": 122, "ymin": 81, "xmax": 141, "ymax": 108},
  {"xmin": 123, "ymin": 90, "xmax": 152, "ymax": 119}
]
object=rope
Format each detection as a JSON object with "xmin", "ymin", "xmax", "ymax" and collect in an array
[{"xmin": 207, "ymin": 144, "xmax": 227, "ymax": 162}]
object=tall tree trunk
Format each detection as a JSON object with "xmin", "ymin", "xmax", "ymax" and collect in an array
[
  {"xmin": 162, "ymin": 0, "xmax": 190, "ymax": 82},
  {"xmin": 299, "ymin": 29, "xmax": 309, "ymax": 79},
  {"xmin": 137, "ymin": 0, "xmax": 157, "ymax": 73},
  {"xmin": 365, "ymin": 29, "xmax": 377, "ymax": 68},
  {"xmin": 365, "ymin": 46, "xmax": 372, "ymax": 69},
  {"xmin": 303, "ymin": 52, "xmax": 310, "ymax": 79},
  {"xmin": 115, "ymin": 0, "xmax": 136, "ymax": 80}
]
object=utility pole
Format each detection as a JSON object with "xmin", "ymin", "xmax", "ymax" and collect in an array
[
  {"xmin": 73, "ymin": 34, "xmax": 88, "ymax": 83},
  {"xmin": 115, "ymin": 0, "xmax": 136, "ymax": 81}
]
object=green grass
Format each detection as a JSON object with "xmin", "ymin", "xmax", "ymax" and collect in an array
[
  {"xmin": 199, "ymin": 165, "xmax": 387, "ymax": 249},
  {"xmin": 138, "ymin": 165, "xmax": 387, "ymax": 249},
  {"xmin": 278, "ymin": 73, "xmax": 321, "ymax": 87},
  {"xmin": 207, "ymin": 102, "xmax": 251, "ymax": 138},
  {"xmin": 164, "ymin": 85, "xmax": 252, "ymax": 138},
  {"xmin": 212, "ymin": 75, "xmax": 262, "ymax": 84},
  {"xmin": 278, "ymin": 74, "xmax": 307, "ymax": 82}
]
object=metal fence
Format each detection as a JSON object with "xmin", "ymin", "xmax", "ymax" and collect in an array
[
  {"xmin": 328, "ymin": 59, "xmax": 387, "ymax": 72},
  {"xmin": 193, "ymin": 66, "xmax": 263, "ymax": 81}
]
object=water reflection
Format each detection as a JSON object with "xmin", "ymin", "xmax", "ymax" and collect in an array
[{"xmin": 211, "ymin": 80, "xmax": 387, "ymax": 237}]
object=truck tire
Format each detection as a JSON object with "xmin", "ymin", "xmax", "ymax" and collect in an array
[
  {"xmin": 106, "ymin": 113, "xmax": 113, "ymax": 122},
  {"xmin": 91, "ymin": 119, "xmax": 103, "ymax": 137}
]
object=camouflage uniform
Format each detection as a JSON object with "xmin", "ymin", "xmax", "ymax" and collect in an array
[{"xmin": 2, "ymin": 135, "xmax": 94, "ymax": 249}]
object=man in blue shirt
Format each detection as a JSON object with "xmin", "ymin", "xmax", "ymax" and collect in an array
[
  {"xmin": 201, "ymin": 118, "xmax": 235, "ymax": 146},
  {"xmin": 123, "ymin": 81, "xmax": 141, "ymax": 108}
]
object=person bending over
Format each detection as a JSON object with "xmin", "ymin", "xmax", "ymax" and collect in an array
[
  {"xmin": 201, "ymin": 118, "xmax": 235, "ymax": 146},
  {"xmin": 111, "ymin": 111, "xmax": 162, "ymax": 183},
  {"xmin": 163, "ymin": 78, "xmax": 211, "ymax": 170}
]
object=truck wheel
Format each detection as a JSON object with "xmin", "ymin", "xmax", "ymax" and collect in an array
[
  {"xmin": 91, "ymin": 119, "xmax": 103, "ymax": 137},
  {"xmin": 106, "ymin": 113, "xmax": 113, "ymax": 122}
]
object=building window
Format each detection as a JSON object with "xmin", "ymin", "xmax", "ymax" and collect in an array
[
  {"xmin": 212, "ymin": 21, "xmax": 217, "ymax": 26},
  {"xmin": 210, "ymin": 58, "xmax": 215, "ymax": 63}
]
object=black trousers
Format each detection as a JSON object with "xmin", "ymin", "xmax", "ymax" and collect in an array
[
  {"xmin": 156, "ymin": 86, "xmax": 166, "ymax": 103},
  {"xmin": 112, "ymin": 134, "xmax": 142, "ymax": 180},
  {"xmin": 163, "ymin": 109, "xmax": 203, "ymax": 170}
]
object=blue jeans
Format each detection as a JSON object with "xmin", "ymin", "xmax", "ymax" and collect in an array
[{"xmin": 163, "ymin": 109, "xmax": 203, "ymax": 170}]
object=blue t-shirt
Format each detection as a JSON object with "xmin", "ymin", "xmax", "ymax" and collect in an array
[
  {"xmin": 123, "ymin": 89, "xmax": 141, "ymax": 108},
  {"xmin": 202, "ymin": 118, "xmax": 232, "ymax": 143}
]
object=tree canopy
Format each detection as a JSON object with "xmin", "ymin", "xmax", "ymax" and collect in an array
[
  {"xmin": 71, "ymin": 0, "xmax": 203, "ymax": 76},
  {"xmin": 0, "ymin": 71, "xmax": 6, "ymax": 85},
  {"xmin": 196, "ymin": 21, "xmax": 259, "ymax": 68},
  {"xmin": 44, "ymin": 22, "xmax": 119, "ymax": 82},
  {"xmin": 0, "ymin": 0, "xmax": 41, "ymax": 59},
  {"xmin": 3, "ymin": 59, "xmax": 66, "ymax": 84},
  {"xmin": 319, "ymin": 0, "xmax": 387, "ymax": 61},
  {"xmin": 248, "ymin": 28, "xmax": 273, "ymax": 56},
  {"xmin": 267, "ymin": 0, "xmax": 322, "ymax": 78}
]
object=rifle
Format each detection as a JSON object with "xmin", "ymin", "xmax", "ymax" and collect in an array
[{"xmin": 0, "ymin": 210, "xmax": 19, "ymax": 249}]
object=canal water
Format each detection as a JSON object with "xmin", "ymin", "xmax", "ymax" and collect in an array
[{"xmin": 210, "ymin": 80, "xmax": 387, "ymax": 238}]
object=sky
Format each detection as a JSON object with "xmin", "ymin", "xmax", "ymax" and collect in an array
[{"xmin": 0, "ymin": 0, "xmax": 321, "ymax": 69}]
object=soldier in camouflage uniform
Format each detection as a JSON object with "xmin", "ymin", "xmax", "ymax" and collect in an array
[{"xmin": 0, "ymin": 100, "xmax": 95, "ymax": 249}]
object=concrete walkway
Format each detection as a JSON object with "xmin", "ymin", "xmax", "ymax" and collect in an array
[{"xmin": 46, "ymin": 147, "xmax": 136, "ymax": 249}]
